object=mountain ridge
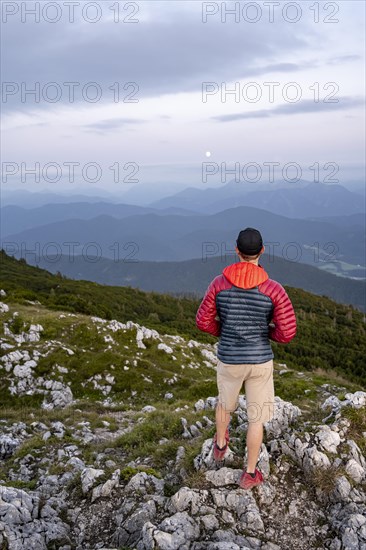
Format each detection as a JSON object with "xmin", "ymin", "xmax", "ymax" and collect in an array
[
  {"xmin": 149, "ymin": 180, "xmax": 365, "ymax": 218},
  {"xmin": 1, "ymin": 249, "xmax": 365, "ymax": 385},
  {"xmin": 11, "ymin": 250, "xmax": 366, "ymax": 313},
  {"xmin": 0, "ymin": 273, "xmax": 365, "ymax": 549},
  {"xmin": 2, "ymin": 205, "xmax": 364, "ymax": 271}
]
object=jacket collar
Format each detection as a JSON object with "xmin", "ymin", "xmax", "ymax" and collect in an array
[{"xmin": 222, "ymin": 261, "xmax": 269, "ymax": 289}]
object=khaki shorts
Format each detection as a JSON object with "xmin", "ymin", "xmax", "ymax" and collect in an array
[{"xmin": 216, "ymin": 358, "xmax": 275, "ymax": 423}]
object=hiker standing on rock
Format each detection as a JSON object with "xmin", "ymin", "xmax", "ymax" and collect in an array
[{"xmin": 196, "ymin": 228, "xmax": 297, "ymax": 489}]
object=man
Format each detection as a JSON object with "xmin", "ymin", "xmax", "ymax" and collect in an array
[{"xmin": 195, "ymin": 227, "xmax": 297, "ymax": 490}]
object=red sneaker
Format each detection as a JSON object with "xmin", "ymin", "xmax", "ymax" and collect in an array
[
  {"xmin": 239, "ymin": 468, "xmax": 264, "ymax": 490},
  {"xmin": 213, "ymin": 427, "xmax": 230, "ymax": 461}
]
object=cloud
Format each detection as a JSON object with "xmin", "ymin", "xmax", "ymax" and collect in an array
[
  {"xmin": 327, "ymin": 54, "xmax": 361, "ymax": 65},
  {"xmin": 212, "ymin": 96, "xmax": 365, "ymax": 122},
  {"xmin": 2, "ymin": 2, "xmax": 312, "ymax": 114},
  {"xmin": 83, "ymin": 117, "xmax": 147, "ymax": 134},
  {"xmin": 2, "ymin": 121, "xmax": 48, "ymax": 131},
  {"xmin": 236, "ymin": 61, "xmax": 316, "ymax": 76}
]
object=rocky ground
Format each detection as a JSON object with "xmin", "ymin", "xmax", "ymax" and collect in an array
[{"xmin": 0, "ymin": 291, "xmax": 365, "ymax": 550}]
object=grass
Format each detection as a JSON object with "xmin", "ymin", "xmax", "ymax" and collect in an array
[
  {"xmin": 65, "ymin": 471, "xmax": 83, "ymax": 500},
  {"xmin": 0, "ymin": 404, "xmax": 120, "ymax": 432},
  {"xmin": 120, "ymin": 466, "xmax": 162, "ymax": 482},
  {"xmin": 274, "ymin": 376, "xmax": 318, "ymax": 403},
  {"xmin": 113, "ymin": 409, "xmax": 183, "ymax": 458},
  {"xmin": 2, "ymin": 479, "xmax": 38, "ymax": 490},
  {"xmin": 342, "ymin": 405, "xmax": 366, "ymax": 455},
  {"xmin": 181, "ymin": 437, "xmax": 209, "ymax": 475},
  {"xmin": 69, "ymin": 404, "xmax": 206, "ymax": 474},
  {"xmin": 8, "ymin": 314, "xmax": 30, "ymax": 334},
  {"xmin": 47, "ymin": 462, "xmax": 75, "ymax": 476},
  {"xmin": 151, "ymin": 439, "xmax": 182, "ymax": 468},
  {"xmin": 184, "ymin": 469, "xmax": 212, "ymax": 490},
  {"xmin": 10, "ymin": 435, "xmax": 45, "ymax": 460},
  {"xmin": 311, "ymin": 367, "xmax": 356, "ymax": 390},
  {"xmin": 305, "ymin": 463, "xmax": 348, "ymax": 496}
]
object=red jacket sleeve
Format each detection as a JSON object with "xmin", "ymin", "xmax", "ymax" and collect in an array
[
  {"xmin": 268, "ymin": 283, "xmax": 297, "ymax": 343},
  {"xmin": 196, "ymin": 277, "xmax": 221, "ymax": 337}
]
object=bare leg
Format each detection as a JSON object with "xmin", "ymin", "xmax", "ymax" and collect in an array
[
  {"xmin": 215, "ymin": 402, "xmax": 231, "ymax": 447},
  {"xmin": 246, "ymin": 422, "xmax": 263, "ymax": 472}
]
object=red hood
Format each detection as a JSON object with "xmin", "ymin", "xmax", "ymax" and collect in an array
[{"xmin": 222, "ymin": 262, "xmax": 269, "ymax": 289}]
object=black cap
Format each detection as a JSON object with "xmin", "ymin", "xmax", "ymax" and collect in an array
[{"xmin": 236, "ymin": 227, "xmax": 263, "ymax": 255}]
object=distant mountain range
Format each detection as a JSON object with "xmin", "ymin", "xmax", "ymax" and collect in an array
[
  {"xmin": 0, "ymin": 180, "xmax": 191, "ymax": 208},
  {"xmin": 3, "ymin": 180, "xmax": 364, "ymax": 218},
  {"xmin": 2, "ymin": 205, "xmax": 364, "ymax": 275},
  {"xmin": 1, "ymin": 189, "xmax": 118, "ymax": 208},
  {"xmin": 1, "ymin": 182, "xmax": 365, "ymax": 289},
  {"xmin": 1, "ymin": 202, "xmax": 194, "ymax": 237},
  {"xmin": 150, "ymin": 181, "xmax": 365, "ymax": 218},
  {"xmin": 14, "ymin": 250, "xmax": 366, "ymax": 312}
]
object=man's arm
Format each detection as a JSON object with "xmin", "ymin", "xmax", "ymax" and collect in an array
[
  {"xmin": 196, "ymin": 277, "xmax": 221, "ymax": 337},
  {"xmin": 269, "ymin": 283, "xmax": 297, "ymax": 343}
]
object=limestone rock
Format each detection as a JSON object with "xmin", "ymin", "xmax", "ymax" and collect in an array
[
  {"xmin": 125, "ymin": 472, "xmax": 164, "ymax": 496},
  {"xmin": 0, "ymin": 434, "xmax": 20, "ymax": 459},
  {"xmin": 91, "ymin": 469, "xmax": 120, "ymax": 503},
  {"xmin": 302, "ymin": 446, "xmax": 331, "ymax": 474},
  {"xmin": 81, "ymin": 467, "xmax": 104, "ymax": 494},
  {"xmin": 146, "ymin": 511, "xmax": 200, "ymax": 549},
  {"xmin": 205, "ymin": 467, "xmax": 242, "ymax": 487},
  {"xmin": 0, "ymin": 302, "xmax": 9, "ymax": 313},
  {"xmin": 345, "ymin": 459, "xmax": 365, "ymax": 483},
  {"xmin": 343, "ymin": 391, "xmax": 366, "ymax": 409},
  {"xmin": 264, "ymin": 396, "xmax": 302, "ymax": 438},
  {"xmin": 314, "ymin": 425, "xmax": 341, "ymax": 453}
]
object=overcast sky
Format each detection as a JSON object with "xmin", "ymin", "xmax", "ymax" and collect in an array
[{"xmin": 1, "ymin": 0, "xmax": 365, "ymax": 194}]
